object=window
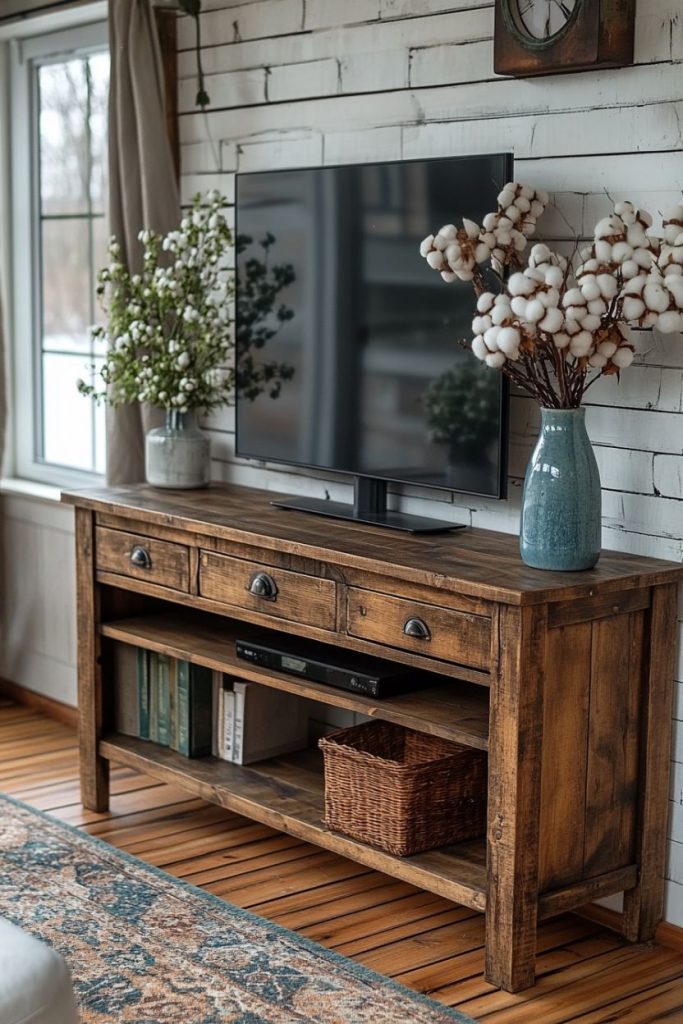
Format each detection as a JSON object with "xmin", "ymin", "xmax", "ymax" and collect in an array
[{"xmin": 10, "ymin": 21, "xmax": 109, "ymax": 485}]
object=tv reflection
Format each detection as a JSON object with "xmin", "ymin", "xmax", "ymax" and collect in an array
[{"xmin": 236, "ymin": 160, "xmax": 505, "ymax": 498}]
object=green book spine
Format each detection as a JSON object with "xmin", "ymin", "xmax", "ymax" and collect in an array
[
  {"xmin": 137, "ymin": 648, "xmax": 149, "ymax": 740},
  {"xmin": 157, "ymin": 654, "xmax": 171, "ymax": 747},
  {"xmin": 177, "ymin": 660, "xmax": 190, "ymax": 757},
  {"xmin": 148, "ymin": 652, "xmax": 159, "ymax": 744},
  {"xmin": 169, "ymin": 660, "xmax": 179, "ymax": 752},
  {"xmin": 189, "ymin": 664, "xmax": 213, "ymax": 758}
]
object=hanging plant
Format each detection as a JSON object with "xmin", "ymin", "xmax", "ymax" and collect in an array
[{"xmin": 178, "ymin": 0, "xmax": 210, "ymax": 108}]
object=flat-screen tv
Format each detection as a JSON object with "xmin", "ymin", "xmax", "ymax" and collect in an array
[{"xmin": 235, "ymin": 153, "xmax": 512, "ymax": 532}]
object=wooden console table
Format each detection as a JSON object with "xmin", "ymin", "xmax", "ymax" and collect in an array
[{"xmin": 63, "ymin": 482, "xmax": 683, "ymax": 992}]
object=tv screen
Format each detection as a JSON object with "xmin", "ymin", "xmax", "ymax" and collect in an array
[{"xmin": 235, "ymin": 153, "xmax": 511, "ymax": 499}]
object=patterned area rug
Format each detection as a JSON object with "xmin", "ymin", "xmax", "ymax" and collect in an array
[{"xmin": 0, "ymin": 794, "xmax": 476, "ymax": 1024}]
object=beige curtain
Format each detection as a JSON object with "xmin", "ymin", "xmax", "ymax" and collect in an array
[{"xmin": 106, "ymin": 0, "xmax": 180, "ymax": 484}]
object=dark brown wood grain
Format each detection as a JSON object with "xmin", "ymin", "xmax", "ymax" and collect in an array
[
  {"xmin": 198, "ymin": 550, "xmax": 337, "ymax": 631},
  {"xmin": 100, "ymin": 612, "xmax": 491, "ymax": 751},
  {"xmin": 62, "ymin": 483, "xmax": 683, "ymax": 605},
  {"xmin": 623, "ymin": 583, "xmax": 680, "ymax": 943},
  {"xmin": 538, "ymin": 621, "xmax": 592, "ymax": 891},
  {"xmin": 63, "ymin": 481, "xmax": 683, "ymax": 994},
  {"xmin": 485, "ymin": 603, "xmax": 547, "ymax": 992},
  {"xmin": 346, "ymin": 587, "xmax": 492, "ymax": 671},
  {"xmin": 95, "ymin": 526, "xmax": 190, "ymax": 592},
  {"xmin": 75, "ymin": 508, "xmax": 109, "ymax": 811},
  {"xmin": 99, "ymin": 733, "xmax": 488, "ymax": 911}
]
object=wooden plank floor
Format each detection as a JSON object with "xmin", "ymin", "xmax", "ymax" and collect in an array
[{"xmin": 3, "ymin": 700, "xmax": 683, "ymax": 1023}]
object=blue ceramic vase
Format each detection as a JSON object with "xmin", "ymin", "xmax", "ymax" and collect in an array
[{"xmin": 520, "ymin": 407, "xmax": 601, "ymax": 571}]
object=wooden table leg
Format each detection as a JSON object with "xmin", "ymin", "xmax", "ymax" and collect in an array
[
  {"xmin": 485, "ymin": 603, "xmax": 546, "ymax": 992},
  {"xmin": 75, "ymin": 508, "xmax": 109, "ymax": 812},
  {"xmin": 622, "ymin": 583, "xmax": 679, "ymax": 942}
]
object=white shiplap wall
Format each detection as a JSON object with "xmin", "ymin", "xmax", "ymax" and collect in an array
[{"xmin": 177, "ymin": 0, "xmax": 683, "ymax": 921}]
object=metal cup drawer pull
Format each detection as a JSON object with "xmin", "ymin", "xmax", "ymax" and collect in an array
[
  {"xmin": 129, "ymin": 545, "xmax": 152, "ymax": 569},
  {"xmin": 248, "ymin": 571, "xmax": 278, "ymax": 601},
  {"xmin": 403, "ymin": 616, "xmax": 431, "ymax": 641}
]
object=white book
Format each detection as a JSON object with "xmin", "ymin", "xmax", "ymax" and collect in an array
[{"xmin": 231, "ymin": 681, "xmax": 310, "ymax": 766}]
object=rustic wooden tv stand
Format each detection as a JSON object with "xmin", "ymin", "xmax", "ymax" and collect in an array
[{"xmin": 64, "ymin": 482, "xmax": 683, "ymax": 992}]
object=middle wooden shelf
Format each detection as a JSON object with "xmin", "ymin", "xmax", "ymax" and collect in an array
[{"xmin": 99, "ymin": 610, "xmax": 490, "ymax": 751}]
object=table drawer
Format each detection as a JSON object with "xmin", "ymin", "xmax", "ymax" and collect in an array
[
  {"xmin": 347, "ymin": 588, "xmax": 492, "ymax": 671},
  {"xmin": 199, "ymin": 551, "xmax": 337, "ymax": 631},
  {"xmin": 95, "ymin": 527, "xmax": 190, "ymax": 592}
]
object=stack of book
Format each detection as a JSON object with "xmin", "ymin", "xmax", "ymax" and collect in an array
[
  {"xmin": 113, "ymin": 644, "xmax": 311, "ymax": 765},
  {"xmin": 215, "ymin": 677, "xmax": 309, "ymax": 766},
  {"xmin": 113, "ymin": 644, "xmax": 213, "ymax": 757}
]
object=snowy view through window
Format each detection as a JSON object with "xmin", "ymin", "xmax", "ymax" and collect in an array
[{"xmin": 38, "ymin": 50, "xmax": 109, "ymax": 474}]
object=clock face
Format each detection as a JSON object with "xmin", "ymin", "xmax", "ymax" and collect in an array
[{"xmin": 510, "ymin": 0, "xmax": 579, "ymax": 43}]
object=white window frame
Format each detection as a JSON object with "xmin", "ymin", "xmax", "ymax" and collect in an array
[{"xmin": 9, "ymin": 17, "xmax": 108, "ymax": 488}]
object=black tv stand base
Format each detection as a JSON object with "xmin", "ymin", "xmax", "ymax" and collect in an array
[{"xmin": 271, "ymin": 495, "xmax": 464, "ymax": 534}]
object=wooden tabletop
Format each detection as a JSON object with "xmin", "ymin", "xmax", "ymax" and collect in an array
[{"xmin": 62, "ymin": 482, "xmax": 683, "ymax": 606}]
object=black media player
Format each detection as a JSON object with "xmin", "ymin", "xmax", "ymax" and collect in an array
[{"xmin": 235, "ymin": 634, "xmax": 419, "ymax": 698}]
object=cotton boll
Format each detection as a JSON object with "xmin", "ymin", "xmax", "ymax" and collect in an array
[
  {"xmin": 620, "ymin": 260, "xmax": 639, "ymax": 280},
  {"xmin": 597, "ymin": 341, "xmax": 618, "ymax": 358},
  {"xmin": 581, "ymin": 258, "xmax": 600, "ymax": 274},
  {"xmin": 612, "ymin": 347, "xmax": 634, "ymax": 368},
  {"xmin": 622, "ymin": 296, "xmax": 646, "ymax": 321},
  {"xmin": 513, "ymin": 230, "xmax": 529, "ymax": 250},
  {"xmin": 462, "ymin": 218, "xmax": 480, "ymax": 240},
  {"xmin": 539, "ymin": 307, "xmax": 564, "ymax": 334},
  {"xmin": 472, "ymin": 336, "xmax": 488, "ymax": 361},
  {"xmin": 666, "ymin": 280, "xmax": 683, "ymax": 308},
  {"xmin": 525, "ymin": 267, "xmax": 545, "ymax": 284},
  {"xmin": 589, "ymin": 353, "xmax": 608, "ymax": 368},
  {"xmin": 497, "ymin": 327, "xmax": 521, "ymax": 356},
  {"xmin": 544, "ymin": 266, "xmax": 564, "ymax": 289},
  {"xmin": 656, "ymin": 309, "xmax": 683, "ymax": 333},
  {"xmin": 554, "ymin": 332, "xmax": 570, "ymax": 349},
  {"xmin": 498, "ymin": 216, "xmax": 513, "ymax": 231},
  {"xmin": 536, "ymin": 188, "xmax": 550, "ymax": 205},
  {"xmin": 496, "ymin": 231, "xmax": 512, "ymax": 247},
  {"xmin": 485, "ymin": 351, "xmax": 507, "ymax": 369},
  {"xmin": 477, "ymin": 292, "xmax": 496, "ymax": 314},
  {"xmin": 638, "ymin": 209, "xmax": 653, "ymax": 229},
  {"xmin": 565, "ymin": 318, "xmax": 580, "ymax": 335},
  {"xmin": 569, "ymin": 331, "xmax": 593, "ymax": 357},
  {"xmin": 497, "ymin": 188, "xmax": 516, "ymax": 209},
  {"xmin": 580, "ymin": 314, "xmax": 602, "ymax": 332},
  {"xmin": 426, "ymin": 250, "xmax": 445, "ymax": 270},
  {"xmin": 615, "ymin": 201, "xmax": 636, "ymax": 224},
  {"xmin": 611, "ymin": 241, "xmax": 634, "ymax": 264},
  {"xmin": 445, "ymin": 243, "xmax": 462, "ymax": 266},
  {"xmin": 441, "ymin": 270, "xmax": 458, "ymax": 282},
  {"xmin": 481, "ymin": 231, "xmax": 496, "ymax": 247},
  {"xmin": 525, "ymin": 299, "xmax": 546, "ymax": 323},
  {"xmin": 643, "ymin": 283, "xmax": 670, "ymax": 313},
  {"xmin": 437, "ymin": 224, "xmax": 458, "ymax": 241},
  {"xmin": 563, "ymin": 288, "xmax": 586, "ymax": 307},
  {"xmin": 580, "ymin": 277, "xmax": 602, "ymax": 302},
  {"xmin": 587, "ymin": 298, "xmax": 607, "ymax": 316},
  {"xmin": 515, "ymin": 196, "xmax": 531, "ymax": 214},
  {"xmin": 484, "ymin": 326, "xmax": 501, "ymax": 350},
  {"xmin": 483, "ymin": 213, "xmax": 498, "ymax": 231},
  {"xmin": 530, "ymin": 199, "xmax": 544, "ymax": 218},
  {"xmin": 505, "ymin": 205, "xmax": 522, "ymax": 223},
  {"xmin": 419, "ymin": 235, "xmax": 435, "ymax": 257},
  {"xmin": 472, "ymin": 315, "xmax": 492, "ymax": 335},
  {"xmin": 597, "ymin": 274, "xmax": 619, "ymax": 300},
  {"xmin": 633, "ymin": 248, "xmax": 655, "ymax": 269},
  {"xmin": 626, "ymin": 226, "xmax": 648, "ymax": 249},
  {"xmin": 530, "ymin": 243, "xmax": 551, "ymax": 266},
  {"xmin": 492, "ymin": 303, "xmax": 512, "ymax": 326},
  {"xmin": 595, "ymin": 239, "xmax": 613, "ymax": 263},
  {"xmin": 622, "ymin": 275, "xmax": 646, "ymax": 296},
  {"xmin": 475, "ymin": 242, "xmax": 492, "ymax": 263},
  {"xmin": 540, "ymin": 287, "xmax": 560, "ymax": 309},
  {"xmin": 511, "ymin": 295, "xmax": 529, "ymax": 318},
  {"xmin": 508, "ymin": 272, "xmax": 535, "ymax": 297},
  {"xmin": 595, "ymin": 215, "xmax": 624, "ymax": 240},
  {"xmin": 456, "ymin": 268, "xmax": 475, "ymax": 281}
]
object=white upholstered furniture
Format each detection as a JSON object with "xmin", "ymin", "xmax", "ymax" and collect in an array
[{"xmin": 0, "ymin": 919, "xmax": 79, "ymax": 1024}]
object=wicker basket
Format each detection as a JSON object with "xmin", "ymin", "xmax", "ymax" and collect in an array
[{"xmin": 319, "ymin": 720, "xmax": 487, "ymax": 857}]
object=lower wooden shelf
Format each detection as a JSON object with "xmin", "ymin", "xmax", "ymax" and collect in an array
[{"xmin": 99, "ymin": 732, "xmax": 488, "ymax": 912}]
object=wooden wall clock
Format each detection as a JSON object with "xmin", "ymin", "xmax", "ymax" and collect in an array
[{"xmin": 494, "ymin": 0, "xmax": 636, "ymax": 77}]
